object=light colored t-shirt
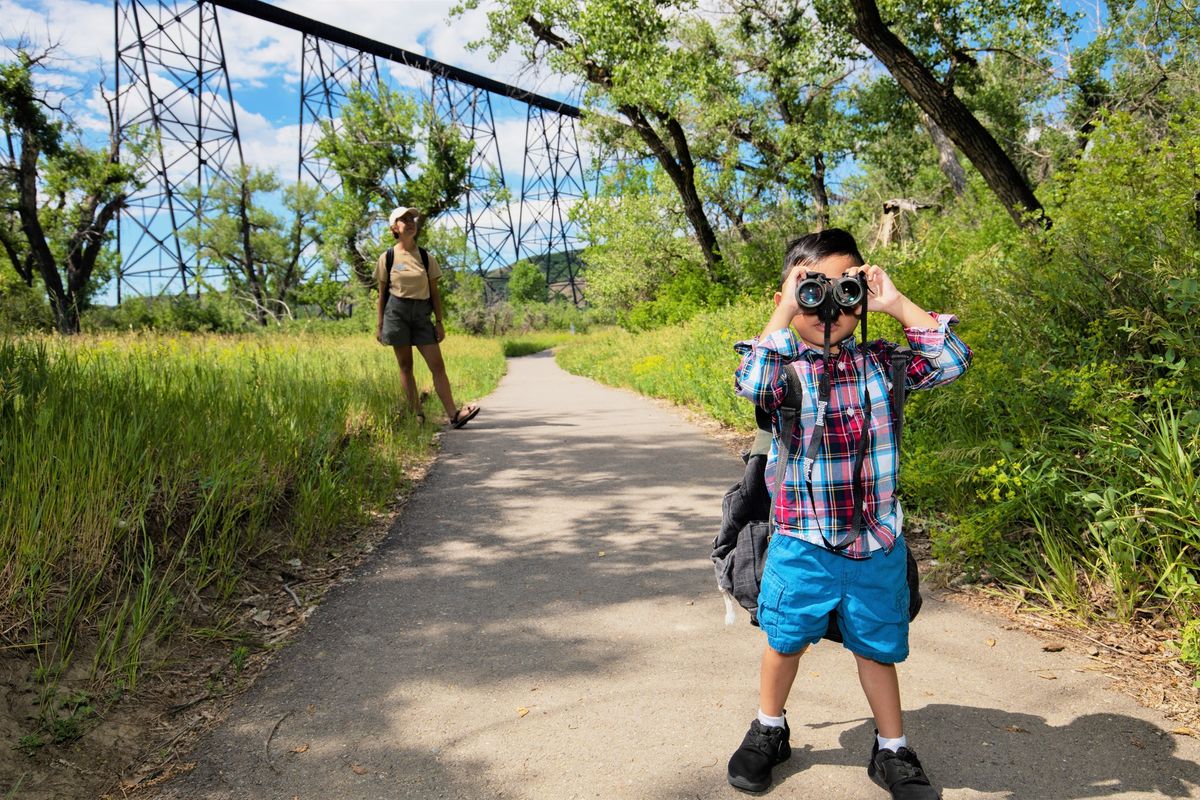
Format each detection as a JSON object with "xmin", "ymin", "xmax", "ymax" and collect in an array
[{"xmin": 375, "ymin": 245, "xmax": 442, "ymax": 300}]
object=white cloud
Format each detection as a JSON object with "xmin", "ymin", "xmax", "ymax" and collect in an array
[
  {"xmin": 6, "ymin": 0, "xmax": 593, "ymax": 286},
  {"xmin": 1, "ymin": 0, "xmax": 112, "ymax": 71}
]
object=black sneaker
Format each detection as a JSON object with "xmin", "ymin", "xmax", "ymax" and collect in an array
[
  {"xmin": 727, "ymin": 718, "xmax": 791, "ymax": 793},
  {"xmin": 868, "ymin": 735, "xmax": 940, "ymax": 799}
]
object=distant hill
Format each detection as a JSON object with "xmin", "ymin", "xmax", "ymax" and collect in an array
[
  {"xmin": 489, "ymin": 249, "xmax": 586, "ymax": 283},
  {"xmin": 484, "ymin": 248, "xmax": 587, "ymax": 304}
]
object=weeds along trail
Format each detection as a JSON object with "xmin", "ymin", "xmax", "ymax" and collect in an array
[
  {"xmin": 0, "ymin": 332, "xmax": 504, "ymax": 741},
  {"xmin": 555, "ymin": 307, "xmax": 1200, "ymax": 687}
]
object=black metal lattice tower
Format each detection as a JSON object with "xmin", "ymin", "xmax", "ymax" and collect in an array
[
  {"xmin": 114, "ymin": 0, "xmax": 589, "ymax": 303},
  {"xmin": 298, "ymin": 36, "xmax": 380, "ymax": 195},
  {"xmin": 431, "ymin": 75, "xmax": 518, "ymax": 279},
  {"xmin": 296, "ymin": 35, "xmax": 382, "ymax": 280},
  {"xmin": 114, "ymin": 0, "xmax": 244, "ymax": 300},
  {"xmin": 518, "ymin": 106, "xmax": 587, "ymax": 304}
]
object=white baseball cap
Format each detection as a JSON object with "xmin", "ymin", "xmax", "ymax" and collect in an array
[{"xmin": 388, "ymin": 207, "xmax": 420, "ymax": 225}]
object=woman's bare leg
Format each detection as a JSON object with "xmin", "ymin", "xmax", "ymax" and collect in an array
[
  {"xmin": 391, "ymin": 344, "xmax": 419, "ymax": 413},
  {"xmin": 415, "ymin": 342, "xmax": 458, "ymax": 418}
]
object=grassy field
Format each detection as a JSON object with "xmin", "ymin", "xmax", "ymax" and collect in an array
[
  {"xmin": 0, "ymin": 332, "xmax": 505, "ymax": 731},
  {"xmin": 555, "ymin": 307, "xmax": 762, "ymax": 430},
  {"xmin": 500, "ymin": 330, "xmax": 578, "ymax": 357}
]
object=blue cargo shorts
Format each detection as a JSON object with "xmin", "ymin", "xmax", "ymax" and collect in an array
[{"xmin": 757, "ymin": 533, "xmax": 910, "ymax": 663}]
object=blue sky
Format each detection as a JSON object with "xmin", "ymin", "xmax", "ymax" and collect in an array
[
  {"xmin": 2, "ymin": 0, "xmax": 586, "ymax": 297},
  {"xmin": 3, "ymin": 0, "xmax": 1109, "ymax": 299}
]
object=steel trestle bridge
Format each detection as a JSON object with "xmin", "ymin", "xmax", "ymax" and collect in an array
[{"xmin": 113, "ymin": 0, "xmax": 588, "ymax": 304}]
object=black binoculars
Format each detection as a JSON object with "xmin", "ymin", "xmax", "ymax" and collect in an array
[{"xmin": 795, "ymin": 272, "xmax": 866, "ymax": 322}]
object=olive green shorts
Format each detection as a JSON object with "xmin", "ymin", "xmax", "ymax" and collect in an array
[{"xmin": 381, "ymin": 296, "xmax": 437, "ymax": 347}]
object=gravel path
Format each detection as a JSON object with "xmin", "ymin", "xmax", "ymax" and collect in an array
[{"xmin": 153, "ymin": 351, "xmax": 1200, "ymax": 800}]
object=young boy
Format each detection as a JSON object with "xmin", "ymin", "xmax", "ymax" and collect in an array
[{"xmin": 727, "ymin": 229, "xmax": 972, "ymax": 797}]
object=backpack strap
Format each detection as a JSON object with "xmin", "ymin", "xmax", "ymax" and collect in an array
[
  {"xmin": 384, "ymin": 247, "xmax": 395, "ymax": 296},
  {"xmin": 890, "ymin": 346, "xmax": 912, "ymax": 451},
  {"xmin": 768, "ymin": 363, "xmax": 803, "ymax": 529},
  {"xmin": 419, "ymin": 246, "xmax": 433, "ymax": 300}
]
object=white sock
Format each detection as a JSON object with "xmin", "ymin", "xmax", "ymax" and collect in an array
[
  {"xmin": 877, "ymin": 733, "xmax": 908, "ymax": 752},
  {"xmin": 757, "ymin": 710, "xmax": 786, "ymax": 729}
]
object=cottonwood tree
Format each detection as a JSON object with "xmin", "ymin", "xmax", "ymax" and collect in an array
[
  {"xmin": 0, "ymin": 49, "xmax": 143, "ymax": 333},
  {"xmin": 708, "ymin": 0, "xmax": 861, "ymax": 232},
  {"xmin": 461, "ymin": 0, "xmax": 731, "ymax": 281},
  {"xmin": 817, "ymin": 0, "xmax": 1070, "ymax": 228},
  {"xmin": 316, "ymin": 83, "xmax": 471, "ymax": 287},
  {"xmin": 181, "ymin": 166, "xmax": 319, "ymax": 325}
]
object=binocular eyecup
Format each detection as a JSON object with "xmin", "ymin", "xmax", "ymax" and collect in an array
[{"xmin": 795, "ymin": 272, "xmax": 866, "ymax": 321}]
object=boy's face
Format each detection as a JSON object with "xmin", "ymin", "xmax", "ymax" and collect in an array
[{"xmin": 775, "ymin": 252, "xmax": 863, "ymax": 349}]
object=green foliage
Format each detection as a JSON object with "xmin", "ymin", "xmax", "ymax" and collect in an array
[
  {"xmin": 620, "ymin": 263, "xmax": 735, "ymax": 331},
  {"xmin": 558, "ymin": 96, "xmax": 1200, "ymax": 669},
  {"xmin": 501, "ymin": 331, "xmax": 575, "ymax": 357},
  {"xmin": 230, "ymin": 645, "xmax": 250, "ymax": 674},
  {"xmin": 557, "ymin": 302, "xmax": 762, "ymax": 428},
  {"xmin": 1181, "ymin": 619, "xmax": 1200, "ymax": 671},
  {"xmin": 1, "ymin": 51, "xmax": 146, "ymax": 333},
  {"xmin": 181, "ymin": 166, "xmax": 319, "ymax": 325},
  {"xmin": 0, "ymin": 332, "xmax": 505, "ymax": 714},
  {"xmin": 506, "ymin": 260, "xmax": 549, "ymax": 304},
  {"xmin": 575, "ymin": 165, "xmax": 712, "ymax": 313},
  {"xmin": 82, "ymin": 294, "xmax": 250, "ymax": 334},
  {"xmin": 315, "ymin": 83, "xmax": 471, "ymax": 285},
  {"xmin": 0, "ymin": 267, "xmax": 53, "ymax": 333}
]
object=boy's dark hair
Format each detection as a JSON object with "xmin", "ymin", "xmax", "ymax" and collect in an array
[{"xmin": 781, "ymin": 228, "xmax": 863, "ymax": 284}]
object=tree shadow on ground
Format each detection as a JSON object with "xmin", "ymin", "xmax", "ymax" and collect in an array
[
  {"xmin": 691, "ymin": 704, "xmax": 1200, "ymax": 799},
  {"xmin": 151, "ymin": 355, "xmax": 1200, "ymax": 800}
]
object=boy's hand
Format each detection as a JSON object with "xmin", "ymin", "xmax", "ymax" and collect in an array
[
  {"xmin": 851, "ymin": 264, "xmax": 905, "ymax": 317},
  {"xmin": 852, "ymin": 264, "xmax": 938, "ymax": 329},
  {"xmin": 778, "ymin": 264, "xmax": 808, "ymax": 316}
]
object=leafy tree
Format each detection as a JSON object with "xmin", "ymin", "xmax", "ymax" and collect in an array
[
  {"xmin": 0, "ymin": 49, "xmax": 144, "ymax": 333},
  {"xmin": 461, "ymin": 0, "xmax": 730, "ymax": 280},
  {"xmin": 814, "ymin": 0, "xmax": 1072, "ymax": 228},
  {"xmin": 181, "ymin": 166, "xmax": 319, "ymax": 325},
  {"xmin": 507, "ymin": 259, "xmax": 549, "ymax": 303},
  {"xmin": 703, "ymin": 0, "xmax": 861, "ymax": 232},
  {"xmin": 575, "ymin": 163, "xmax": 712, "ymax": 313},
  {"xmin": 316, "ymin": 82, "xmax": 471, "ymax": 287}
]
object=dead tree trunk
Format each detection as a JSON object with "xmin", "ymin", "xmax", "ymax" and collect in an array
[
  {"xmin": 873, "ymin": 198, "xmax": 935, "ymax": 248},
  {"xmin": 918, "ymin": 110, "xmax": 967, "ymax": 197}
]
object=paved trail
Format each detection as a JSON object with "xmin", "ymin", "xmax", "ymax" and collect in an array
[{"xmin": 155, "ymin": 352, "xmax": 1200, "ymax": 800}]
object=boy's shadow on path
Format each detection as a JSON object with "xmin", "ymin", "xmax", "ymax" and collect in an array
[{"xmin": 767, "ymin": 704, "xmax": 1200, "ymax": 798}]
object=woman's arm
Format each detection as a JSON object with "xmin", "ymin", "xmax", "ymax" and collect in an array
[
  {"xmin": 376, "ymin": 269, "xmax": 388, "ymax": 343},
  {"xmin": 429, "ymin": 278, "xmax": 446, "ymax": 343}
]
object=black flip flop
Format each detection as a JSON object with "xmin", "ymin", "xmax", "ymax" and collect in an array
[{"xmin": 451, "ymin": 405, "xmax": 480, "ymax": 429}]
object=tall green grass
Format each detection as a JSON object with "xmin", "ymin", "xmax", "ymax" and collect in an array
[
  {"xmin": 0, "ymin": 332, "xmax": 504, "ymax": 709},
  {"xmin": 556, "ymin": 305, "xmax": 763, "ymax": 429},
  {"xmin": 557, "ymin": 301, "xmax": 1199, "ymax": 668}
]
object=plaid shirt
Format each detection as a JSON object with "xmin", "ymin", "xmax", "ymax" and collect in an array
[{"xmin": 733, "ymin": 313, "xmax": 972, "ymax": 559}]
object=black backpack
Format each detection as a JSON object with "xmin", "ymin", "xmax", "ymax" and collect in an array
[{"xmin": 711, "ymin": 349, "xmax": 923, "ymax": 635}]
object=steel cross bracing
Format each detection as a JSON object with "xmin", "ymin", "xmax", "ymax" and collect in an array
[
  {"xmin": 296, "ymin": 35, "xmax": 383, "ymax": 281},
  {"xmin": 113, "ymin": 0, "xmax": 589, "ymax": 304},
  {"xmin": 298, "ymin": 36, "xmax": 380, "ymax": 196},
  {"xmin": 518, "ymin": 106, "xmax": 586, "ymax": 304},
  {"xmin": 114, "ymin": 0, "xmax": 245, "ymax": 300},
  {"xmin": 431, "ymin": 75, "xmax": 518, "ymax": 282}
]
